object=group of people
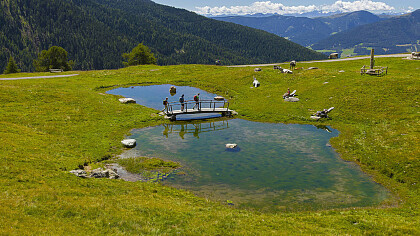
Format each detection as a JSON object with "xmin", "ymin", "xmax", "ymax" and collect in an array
[{"xmin": 162, "ymin": 93, "xmax": 200, "ymax": 112}]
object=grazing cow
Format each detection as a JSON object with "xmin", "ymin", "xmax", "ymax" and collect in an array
[
  {"xmin": 329, "ymin": 53, "xmax": 339, "ymax": 59},
  {"xmin": 215, "ymin": 60, "xmax": 221, "ymax": 65},
  {"xmin": 289, "ymin": 60, "xmax": 296, "ymax": 70}
]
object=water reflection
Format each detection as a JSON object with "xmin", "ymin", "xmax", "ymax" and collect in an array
[{"xmin": 162, "ymin": 120, "xmax": 230, "ymax": 139}]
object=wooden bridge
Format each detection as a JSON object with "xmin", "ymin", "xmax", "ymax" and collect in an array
[{"xmin": 161, "ymin": 100, "xmax": 236, "ymax": 120}]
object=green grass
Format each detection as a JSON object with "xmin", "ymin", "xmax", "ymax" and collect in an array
[{"xmin": 0, "ymin": 59, "xmax": 419, "ymax": 234}]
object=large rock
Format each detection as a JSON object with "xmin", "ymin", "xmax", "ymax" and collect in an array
[
  {"xmin": 284, "ymin": 97, "xmax": 299, "ymax": 102},
  {"xmin": 121, "ymin": 139, "xmax": 136, "ymax": 148},
  {"xmin": 119, "ymin": 98, "xmax": 136, "ymax": 104}
]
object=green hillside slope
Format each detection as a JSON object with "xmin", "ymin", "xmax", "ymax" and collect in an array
[{"xmin": 0, "ymin": 0, "xmax": 326, "ymax": 72}]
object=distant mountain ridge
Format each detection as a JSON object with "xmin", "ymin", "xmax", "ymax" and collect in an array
[
  {"xmin": 0, "ymin": 0, "xmax": 326, "ymax": 72},
  {"xmin": 212, "ymin": 11, "xmax": 385, "ymax": 47},
  {"xmin": 312, "ymin": 9, "xmax": 420, "ymax": 55}
]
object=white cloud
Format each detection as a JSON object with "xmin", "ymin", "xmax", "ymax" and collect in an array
[{"xmin": 195, "ymin": 1, "xmax": 395, "ymax": 16}]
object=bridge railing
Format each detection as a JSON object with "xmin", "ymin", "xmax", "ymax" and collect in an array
[{"xmin": 165, "ymin": 99, "xmax": 229, "ymax": 114}]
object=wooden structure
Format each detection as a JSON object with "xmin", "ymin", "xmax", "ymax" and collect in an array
[
  {"xmin": 361, "ymin": 49, "xmax": 387, "ymax": 76},
  {"xmin": 162, "ymin": 100, "xmax": 235, "ymax": 121}
]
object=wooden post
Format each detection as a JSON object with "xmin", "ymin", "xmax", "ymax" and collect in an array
[{"xmin": 370, "ymin": 49, "xmax": 375, "ymax": 69}]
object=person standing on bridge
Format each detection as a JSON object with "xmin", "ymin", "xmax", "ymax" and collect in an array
[
  {"xmin": 193, "ymin": 93, "xmax": 200, "ymax": 110},
  {"xmin": 162, "ymin": 97, "xmax": 169, "ymax": 112},
  {"xmin": 179, "ymin": 94, "xmax": 185, "ymax": 111}
]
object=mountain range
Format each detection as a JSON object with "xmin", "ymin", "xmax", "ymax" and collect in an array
[
  {"xmin": 212, "ymin": 11, "xmax": 384, "ymax": 47},
  {"xmin": 0, "ymin": 0, "xmax": 326, "ymax": 72},
  {"xmin": 213, "ymin": 10, "xmax": 420, "ymax": 56},
  {"xmin": 312, "ymin": 10, "xmax": 420, "ymax": 55}
]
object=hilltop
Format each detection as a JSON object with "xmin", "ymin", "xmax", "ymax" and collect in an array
[{"xmin": 0, "ymin": 0, "xmax": 326, "ymax": 72}]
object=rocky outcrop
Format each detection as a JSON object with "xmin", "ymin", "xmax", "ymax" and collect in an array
[{"xmin": 70, "ymin": 167, "xmax": 119, "ymax": 179}]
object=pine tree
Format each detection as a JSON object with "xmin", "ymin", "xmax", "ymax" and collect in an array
[{"xmin": 3, "ymin": 57, "xmax": 20, "ymax": 74}]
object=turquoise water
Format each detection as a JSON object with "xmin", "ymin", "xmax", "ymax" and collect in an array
[{"xmin": 109, "ymin": 85, "xmax": 390, "ymax": 211}]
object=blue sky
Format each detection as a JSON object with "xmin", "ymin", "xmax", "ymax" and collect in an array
[{"xmin": 152, "ymin": 0, "xmax": 419, "ymax": 15}]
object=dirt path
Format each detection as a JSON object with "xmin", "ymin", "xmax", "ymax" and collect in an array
[
  {"xmin": 227, "ymin": 54, "xmax": 411, "ymax": 68},
  {"xmin": 0, "ymin": 74, "xmax": 79, "ymax": 81}
]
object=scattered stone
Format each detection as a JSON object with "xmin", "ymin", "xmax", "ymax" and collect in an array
[
  {"xmin": 225, "ymin": 143, "xmax": 237, "ymax": 149},
  {"xmin": 121, "ymin": 139, "xmax": 136, "ymax": 148},
  {"xmin": 323, "ymin": 82, "xmax": 329, "ymax": 84},
  {"xmin": 70, "ymin": 169, "xmax": 88, "ymax": 178},
  {"xmin": 339, "ymin": 70, "xmax": 345, "ymax": 73},
  {"xmin": 214, "ymin": 96, "xmax": 225, "ymax": 101},
  {"xmin": 254, "ymin": 68, "xmax": 261, "ymax": 72},
  {"xmin": 307, "ymin": 67, "xmax": 318, "ymax": 70},
  {"xmin": 284, "ymin": 97, "xmax": 300, "ymax": 102},
  {"xmin": 119, "ymin": 98, "xmax": 136, "ymax": 104}
]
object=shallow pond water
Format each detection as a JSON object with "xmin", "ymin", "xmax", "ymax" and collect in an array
[
  {"xmin": 108, "ymin": 85, "xmax": 390, "ymax": 211},
  {"xmin": 121, "ymin": 119, "xmax": 389, "ymax": 211}
]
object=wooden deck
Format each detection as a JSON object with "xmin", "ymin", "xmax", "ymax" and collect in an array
[
  {"xmin": 162, "ymin": 100, "xmax": 236, "ymax": 120},
  {"xmin": 166, "ymin": 107, "xmax": 235, "ymax": 115}
]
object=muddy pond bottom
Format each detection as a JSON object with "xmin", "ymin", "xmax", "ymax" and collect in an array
[{"xmin": 122, "ymin": 119, "xmax": 390, "ymax": 212}]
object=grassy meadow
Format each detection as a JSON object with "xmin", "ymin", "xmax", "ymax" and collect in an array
[{"xmin": 0, "ymin": 57, "xmax": 419, "ymax": 234}]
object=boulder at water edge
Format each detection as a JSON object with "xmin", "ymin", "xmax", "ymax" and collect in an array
[
  {"xmin": 121, "ymin": 139, "xmax": 136, "ymax": 148},
  {"xmin": 119, "ymin": 98, "xmax": 136, "ymax": 104}
]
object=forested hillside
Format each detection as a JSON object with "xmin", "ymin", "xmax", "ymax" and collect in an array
[
  {"xmin": 0, "ymin": 0, "xmax": 326, "ymax": 72},
  {"xmin": 213, "ymin": 11, "xmax": 384, "ymax": 47},
  {"xmin": 312, "ymin": 10, "xmax": 420, "ymax": 55}
]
